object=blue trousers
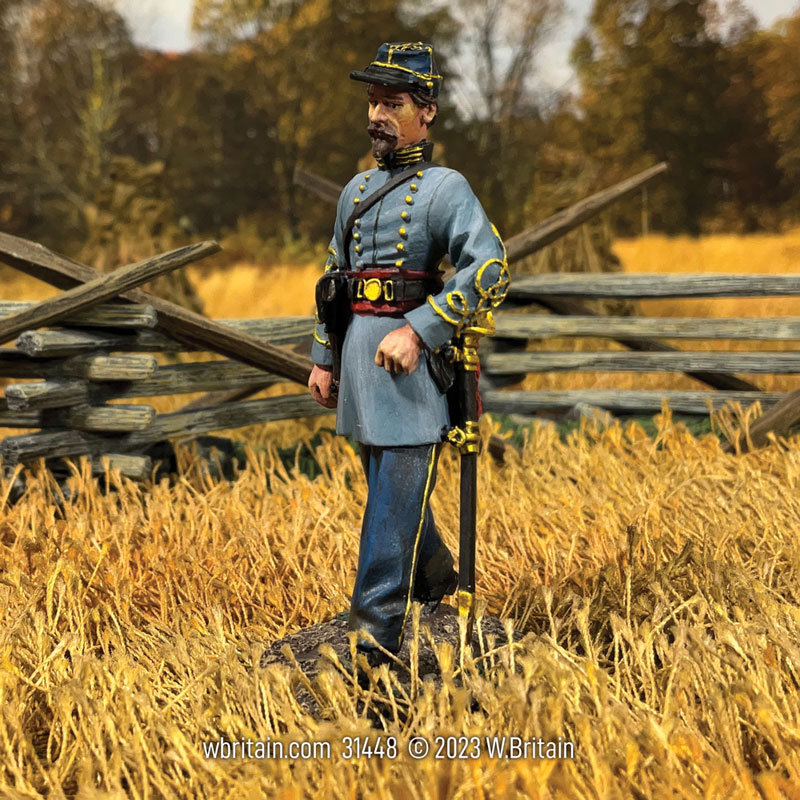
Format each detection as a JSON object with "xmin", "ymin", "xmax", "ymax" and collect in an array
[{"xmin": 348, "ymin": 443, "xmax": 455, "ymax": 652}]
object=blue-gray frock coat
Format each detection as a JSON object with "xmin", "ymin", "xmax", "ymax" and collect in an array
[{"xmin": 311, "ymin": 148, "xmax": 508, "ymax": 446}]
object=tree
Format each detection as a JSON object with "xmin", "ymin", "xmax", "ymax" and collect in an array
[
  {"xmin": 115, "ymin": 48, "xmax": 275, "ymax": 234},
  {"xmin": 192, "ymin": 0, "xmax": 303, "ymax": 45},
  {"xmin": 710, "ymin": 1, "xmax": 788, "ymax": 229},
  {"xmin": 8, "ymin": 0, "xmax": 136, "ymax": 245},
  {"xmin": 572, "ymin": 0, "xmax": 734, "ymax": 233},
  {"xmin": 0, "ymin": 0, "xmax": 30, "ymax": 233},
  {"xmin": 444, "ymin": 0, "xmax": 564, "ymax": 233},
  {"xmin": 755, "ymin": 9, "xmax": 800, "ymax": 215}
]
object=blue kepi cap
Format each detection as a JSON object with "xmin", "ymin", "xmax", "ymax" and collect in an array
[{"xmin": 350, "ymin": 42, "xmax": 442, "ymax": 98}]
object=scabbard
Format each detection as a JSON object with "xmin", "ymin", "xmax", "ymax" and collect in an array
[
  {"xmin": 449, "ymin": 334, "xmax": 482, "ymax": 659},
  {"xmin": 457, "ymin": 365, "xmax": 479, "ymax": 602}
]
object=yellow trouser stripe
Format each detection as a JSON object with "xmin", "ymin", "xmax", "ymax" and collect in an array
[{"xmin": 398, "ymin": 444, "xmax": 437, "ymax": 646}]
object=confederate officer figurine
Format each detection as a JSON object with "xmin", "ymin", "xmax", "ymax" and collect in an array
[{"xmin": 308, "ymin": 41, "xmax": 508, "ymax": 665}]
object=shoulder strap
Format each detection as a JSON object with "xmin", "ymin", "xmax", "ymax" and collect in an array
[{"xmin": 341, "ymin": 161, "xmax": 438, "ymax": 269}]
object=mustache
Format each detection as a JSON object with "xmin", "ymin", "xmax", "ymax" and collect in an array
[{"xmin": 367, "ymin": 122, "xmax": 397, "ymax": 141}]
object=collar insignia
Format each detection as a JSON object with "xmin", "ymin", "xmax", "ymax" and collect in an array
[{"xmin": 376, "ymin": 140, "xmax": 434, "ymax": 170}]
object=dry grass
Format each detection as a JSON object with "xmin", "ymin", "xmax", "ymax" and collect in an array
[
  {"xmin": 2, "ymin": 411, "xmax": 800, "ymax": 798},
  {"xmin": 1, "ymin": 234, "xmax": 800, "ymax": 797}
]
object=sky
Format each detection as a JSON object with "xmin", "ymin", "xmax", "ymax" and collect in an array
[{"xmin": 112, "ymin": 0, "xmax": 800, "ymax": 92}]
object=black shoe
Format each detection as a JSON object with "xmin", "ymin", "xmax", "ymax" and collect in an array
[
  {"xmin": 414, "ymin": 569, "xmax": 458, "ymax": 613},
  {"xmin": 355, "ymin": 647, "xmax": 399, "ymax": 688}
]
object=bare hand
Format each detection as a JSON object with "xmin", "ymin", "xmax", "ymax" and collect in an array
[
  {"xmin": 308, "ymin": 364, "xmax": 337, "ymax": 408},
  {"xmin": 375, "ymin": 324, "xmax": 423, "ymax": 375}
]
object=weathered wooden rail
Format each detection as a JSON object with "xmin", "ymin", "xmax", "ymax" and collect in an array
[
  {"xmin": 487, "ymin": 270, "xmax": 800, "ymax": 452},
  {"xmin": 0, "ymin": 232, "xmax": 314, "ymax": 383},
  {"xmin": 0, "ymin": 233, "xmax": 319, "ymax": 478},
  {"xmin": 496, "ymin": 272, "xmax": 800, "ymax": 420}
]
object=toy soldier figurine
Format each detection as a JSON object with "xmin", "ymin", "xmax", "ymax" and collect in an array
[{"xmin": 308, "ymin": 42, "xmax": 508, "ymax": 666}]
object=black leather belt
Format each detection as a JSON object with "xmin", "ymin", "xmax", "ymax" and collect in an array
[
  {"xmin": 344, "ymin": 267, "xmax": 444, "ymax": 314},
  {"xmin": 347, "ymin": 277, "xmax": 437, "ymax": 303}
]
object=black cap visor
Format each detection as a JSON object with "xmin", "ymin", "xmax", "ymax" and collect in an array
[{"xmin": 350, "ymin": 65, "xmax": 428, "ymax": 94}]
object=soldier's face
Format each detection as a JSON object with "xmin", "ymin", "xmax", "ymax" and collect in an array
[{"xmin": 367, "ymin": 84, "xmax": 434, "ymax": 159}]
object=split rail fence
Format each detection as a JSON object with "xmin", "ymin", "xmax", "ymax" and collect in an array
[{"xmin": 3, "ymin": 161, "xmax": 797, "ymax": 480}]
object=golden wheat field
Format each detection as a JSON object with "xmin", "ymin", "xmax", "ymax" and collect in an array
[{"xmin": 2, "ymin": 233, "xmax": 800, "ymax": 798}]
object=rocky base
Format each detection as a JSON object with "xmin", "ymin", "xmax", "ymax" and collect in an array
[{"xmin": 259, "ymin": 603, "xmax": 524, "ymax": 717}]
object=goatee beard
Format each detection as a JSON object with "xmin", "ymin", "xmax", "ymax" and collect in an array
[
  {"xmin": 368, "ymin": 123, "xmax": 397, "ymax": 159},
  {"xmin": 371, "ymin": 136, "xmax": 397, "ymax": 159}
]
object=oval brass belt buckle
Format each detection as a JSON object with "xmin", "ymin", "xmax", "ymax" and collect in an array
[{"xmin": 363, "ymin": 278, "xmax": 382, "ymax": 301}]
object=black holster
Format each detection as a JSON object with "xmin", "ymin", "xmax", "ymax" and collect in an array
[
  {"xmin": 315, "ymin": 271, "xmax": 352, "ymax": 384},
  {"xmin": 427, "ymin": 346, "xmax": 456, "ymax": 395},
  {"xmin": 428, "ymin": 344, "xmax": 470, "ymax": 434}
]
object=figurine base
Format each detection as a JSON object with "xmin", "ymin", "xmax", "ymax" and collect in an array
[{"xmin": 258, "ymin": 603, "xmax": 523, "ymax": 718}]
